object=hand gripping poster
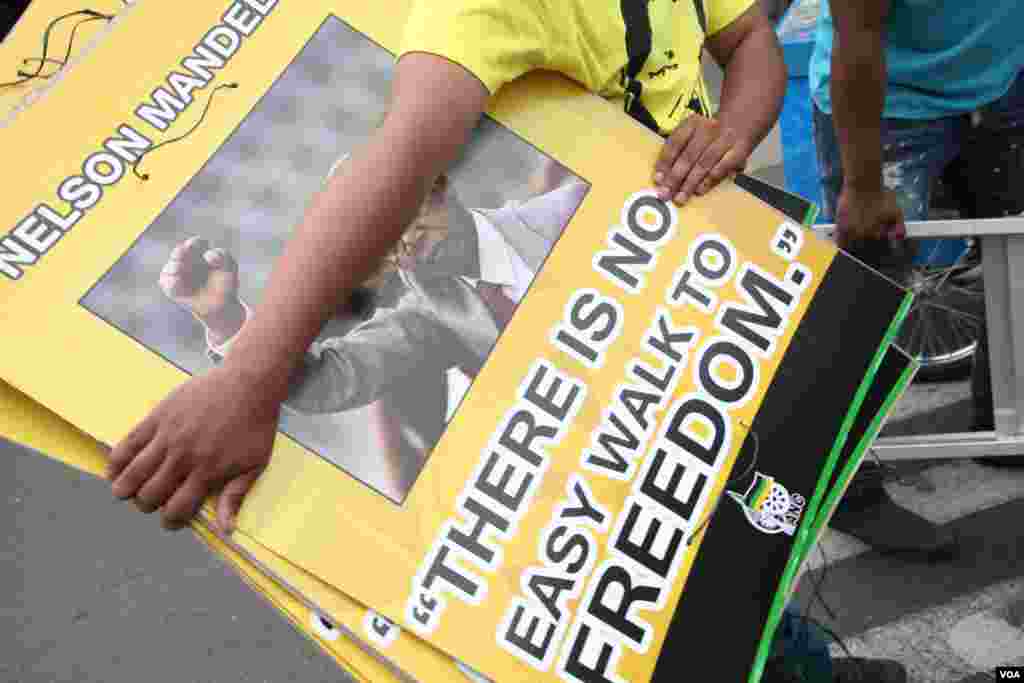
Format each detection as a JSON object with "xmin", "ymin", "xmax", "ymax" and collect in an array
[{"xmin": 0, "ymin": 2, "xmax": 912, "ymax": 682}]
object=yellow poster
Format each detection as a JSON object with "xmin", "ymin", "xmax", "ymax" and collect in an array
[
  {"xmin": 0, "ymin": 15, "xmax": 469, "ymax": 683},
  {"xmin": 0, "ymin": 2, "xmax": 911, "ymax": 681}
]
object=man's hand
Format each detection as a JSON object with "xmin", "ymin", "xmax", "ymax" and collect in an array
[
  {"xmin": 835, "ymin": 184, "xmax": 907, "ymax": 249},
  {"xmin": 651, "ymin": 3, "xmax": 784, "ymax": 207},
  {"xmin": 653, "ymin": 114, "xmax": 754, "ymax": 205},
  {"xmin": 107, "ymin": 363, "xmax": 283, "ymax": 533},
  {"xmin": 159, "ymin": 236, "xmax": 246, "ymax": 345}
]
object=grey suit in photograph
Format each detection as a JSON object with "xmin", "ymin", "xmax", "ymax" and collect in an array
[{"xmin": 212, "ymin": 181, "xmax": 587, "ymax": 463}]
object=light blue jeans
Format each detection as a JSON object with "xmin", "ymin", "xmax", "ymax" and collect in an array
[
  {"xmin": 813, "ymin": 70, "xmax": 1024, "ymax": 227},
  {"xmin": 770, "ymin": 608, "xmax": 834, "ymax": 681}
]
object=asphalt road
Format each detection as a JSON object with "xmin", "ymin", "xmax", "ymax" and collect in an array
[{"xmin": 1, "ymin": 440, "xmax": 354, "ymax": 683}]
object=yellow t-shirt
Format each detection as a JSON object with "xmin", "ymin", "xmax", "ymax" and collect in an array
[{"xmin": 398, "ymin": 0, "xmax": 755, "ymax": 136}]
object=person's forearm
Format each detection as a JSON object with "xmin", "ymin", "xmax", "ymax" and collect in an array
[
  {"xmin": 831, "ymin": 20, "xmax": 887, "ymax": 192},
  {"xmin": 214, "ymin": 51, "xmax": 490, "ymax": 400},
  {"xmin": 220, "ymin": 130, "xmax": 453, "ymax": 397},
  {"xmin": 715, "ymin": 22, "xmax": 786, "ymax": 151}
]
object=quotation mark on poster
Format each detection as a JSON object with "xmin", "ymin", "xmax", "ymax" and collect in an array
[
  {"xmin": 364, "ymin": 609, "xmax": 399, "ymax": 649},
  {"xmin": 771, "ymin": 222, "xmax": 804, "ymax": 261},
  {"xmin": 310, "ymin": 611, "xmax": 341, "ymax": 642}
]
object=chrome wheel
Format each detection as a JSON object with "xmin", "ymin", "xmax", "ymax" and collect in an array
[{"xmin": 896, "ymin": 241, "xmax": 985, "ymax": 381}]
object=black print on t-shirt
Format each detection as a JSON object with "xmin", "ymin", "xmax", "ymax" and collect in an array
[
  {"xmin": 649, "ymin": 51, "xmax": 680, "ymax": 79},
  {"xmin": 621, "ymin": 0, "xmax": 710, "ymax": 133},
  {"xmin": 620, "ymin": 0, "xmax": 662, "ymax": 133}
]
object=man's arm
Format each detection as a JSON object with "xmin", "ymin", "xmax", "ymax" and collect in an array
[
  {"xmin": 828, "ymin": 0, "xmax": 906, "ymax": 246},
  {"xmin": 654, "ymin": 5, "xmax": 786, "ymax": 203},
  {"xmin": 830, "ymin": 0, "xmax": 889, "ymax": 195},
  {"xmin": 223, "ymin": 54, "xmax": 489, "ymax": 394},
  {"xmin": 705, "ymin": 4, "xmax": 786, "ymax": 160},
  {"xmin": 107, "ymin": 54, "xmax": 490, "ymax": 533}
]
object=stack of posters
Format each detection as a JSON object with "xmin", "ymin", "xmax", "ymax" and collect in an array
[{"xmin": 0, "ymin": 2, "xmax": 917, "ymax": 681}]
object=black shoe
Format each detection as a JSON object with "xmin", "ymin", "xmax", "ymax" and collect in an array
[
  {"xmin": 830, "ymin": 463, "xmax": 958, "ymax": 560},
  {"xmin": 973, "ymin": 453, "xmax": 1024, "ymax": 467},
  {"xmin": 831, "ymin": 657, "xmax": 907, "ymax": 683}
]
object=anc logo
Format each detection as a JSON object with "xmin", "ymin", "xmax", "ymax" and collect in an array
[{"xmin": 727, "ymin": 472, "xmax": 805, "ymax": 536}]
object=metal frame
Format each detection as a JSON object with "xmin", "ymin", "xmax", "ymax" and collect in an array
[{"xmin": 814, "ymin": 217, "xmax": 1024, "ymax": 461}]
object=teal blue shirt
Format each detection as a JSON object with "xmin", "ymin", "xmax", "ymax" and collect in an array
[{"xmin": 810, "ymin": 0, "xmax": 1024, "ymax": 119}]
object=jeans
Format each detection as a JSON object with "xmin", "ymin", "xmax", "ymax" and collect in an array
[
  {"xmin": 769, "ymin": 609, "xmax": 834, "ymax": 682},
  {"xmin": 812, "ymin": 70, "xmax": 1024, "ymax": 428},
  {"xmin": 813, "ymin": 71, "xmax": 1024, "ymax": 225}
]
